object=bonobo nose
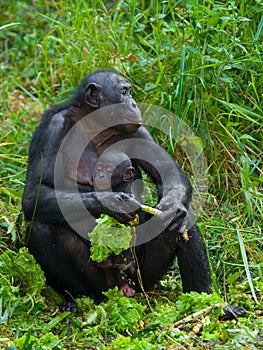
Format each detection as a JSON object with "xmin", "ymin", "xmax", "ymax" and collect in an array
[{"xmin": 131, "ymin": 99, "xmax": 137, "ymax": 108}]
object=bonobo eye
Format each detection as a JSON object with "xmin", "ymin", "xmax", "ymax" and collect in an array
[{"xmin": 120, "ymin": 86, "xmax": 131, "ymax": 96}]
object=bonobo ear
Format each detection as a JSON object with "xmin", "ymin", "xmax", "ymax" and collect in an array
[
  {"xmin": 123, "ymin": 167, "xmax": 135, "ymax": 181},
  {"xmin": 85, "ymin": 83, "xmax": 101, "ymax": 108}
]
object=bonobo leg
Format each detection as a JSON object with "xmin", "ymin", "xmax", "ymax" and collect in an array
[
  {"xmin": 135, "ymin": 216, "xmax": 212, "ymax": 294},
  {"xmin": 176, "ymin": 223, "xmax": 212, "ymax": 293},
  {"xmin": 135, "ymin": 230, "xmax": 178, "ymax": 290},
  {"xmin": 26, "ymin": 221, "xmax": 111, "ymax": 301}
]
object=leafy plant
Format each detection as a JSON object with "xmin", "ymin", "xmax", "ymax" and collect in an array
[
  {"xmin": 0, "ymin": 247, "xmax": 46, "ymax": 319},
  {"xmin": 88, "ymin": 214, "xmax": 132, "ymax": 262}
]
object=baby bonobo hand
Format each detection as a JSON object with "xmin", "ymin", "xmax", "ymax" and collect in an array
[{"xmin": 97, "ymin": 192, "xmax": 141, "ymax": 224}]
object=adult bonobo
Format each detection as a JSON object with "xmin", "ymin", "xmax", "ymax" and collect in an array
[{"xmin": 22, "ymin": 69, "xmax": 212, "ymax": 304}]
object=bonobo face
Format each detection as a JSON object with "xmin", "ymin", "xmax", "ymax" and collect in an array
[
  {"xmin": 100, "ymin": 73, "xmax": 132, "ymax": 105},
  {"xmin": 93, "ymin": 161, "xmax": 114, "ymax": 191},
  {"xmin": 84, "ymin": 70, "xmax": 142, "ymax": 134},
  {"xmin": 93, "ymin": 151, "xmax": 134, "ymax": 191}
]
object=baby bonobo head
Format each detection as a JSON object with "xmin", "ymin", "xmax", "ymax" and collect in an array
[{"xmin": 93, "ymin": 150, "xmax": 134, "ymax": 192}]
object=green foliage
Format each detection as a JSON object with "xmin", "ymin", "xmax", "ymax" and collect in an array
[
  {"xmin": 70, "ymin": 290, "xmax": 145, "ymax": 347},
  {"xmin": 175, "ymin": 291, "xmax": 223, "ymax": 318},
  {"xmin": 0, "ymin": 0, "xmax": 263, "ymax": 348},
  {"xmin": 103, "ymin": 288, "xmax": 146, "ymax": 332},
  {"xmin": 89, "ymin": 214, "xmax": 132, "ymax": 262},
  {"xmin": 111, "ymin": 335, "xmax": 156, "ymax": 349},
  {"xmin": 0, "ymin": 247, "xmax": 46, "ymax": 319},
  {"xmin": 0, "ymin": 248, "xmax": 262, "ymax": 348},
  {"xmin": 13, "ymin": 332, "xmax": 61, "ymax": 350}
]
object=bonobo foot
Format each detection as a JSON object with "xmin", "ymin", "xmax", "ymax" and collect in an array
[
  {"xmin": 59, "ymin": 301, "xmax": 78, "ymax": 313},
  {"xmin": 221, "ymin": 304, "xmax": 246, "ymax": 320}
]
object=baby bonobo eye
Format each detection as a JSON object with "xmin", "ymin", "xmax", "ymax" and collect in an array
[{"xmin": 123, "ymin": 168, "xmax": 134, "ymax": 181}]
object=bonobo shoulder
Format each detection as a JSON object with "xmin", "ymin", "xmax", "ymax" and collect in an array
[
  {"xmin": 43, "ymin": 109, "xmax": 72, "ymax": 147},
  {"xmin": 47, "ymin": 111, "xmax": 67, "ymax": 130},
  {"xmin": 34, "ymin": 110, "xmax": 67, "ymax": 142},
  {"xmin": 40, "ymin": 101, "xmax": 72, "ymax": 125},
  {"xmin": 28, "ymin": 107, "xmax": 72, "ymax": 162}
]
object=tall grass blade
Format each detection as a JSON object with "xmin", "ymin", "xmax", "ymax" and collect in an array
[
  {"xmin": 176, "ymin": 45, "xmax": 186, "ymax": 117},
  {"xmin": 236, "ymin": 229, "xmax": 258, "ymax": 303},
  {"xmin": 214, "ymin": 99, "xmax": 263, "ymax": 125},
  {"xmin": 14, "ymin": 81, "xmax": 44, "ymax": 109},
  {"xmin": 0, "ymin": 23, "xmax": 20, "ymax": 30},
  {"xmin": 253, "ymin": 15, "xmax": 263, "ymax": 47}
]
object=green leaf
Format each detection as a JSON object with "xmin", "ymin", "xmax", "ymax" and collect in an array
[
  {"xmin": 88, "ymin": 215, "xmax": 132, "ymax": 262},
  {"xmin": 102, "ymin": 288, "xmax": 146, "ymax": 332}
]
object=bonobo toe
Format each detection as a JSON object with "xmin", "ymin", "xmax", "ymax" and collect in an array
[
  {"xmin": 59, "ymin": 301, "xmax": 78, "ymax": 313},
  {"xmin": 220, "ymin": 304, "xmax": 246, "ymax": 320}
]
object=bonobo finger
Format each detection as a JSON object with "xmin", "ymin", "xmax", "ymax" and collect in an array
[
  {"xmin": 150, "ymin": 209, "xmax": 175, "ymax": 231},
  {"xmin": 114, "ymin": 193, "xmax": 141, "ymax": 211},
  {"xmin": 115, "ymin": 193, "xmax": 130, "ymax": 201},
  {"xmin": 99, "ymin": 192, "xmax": 140, "ymax": 224},
  {"xmin": 156, "ymin": 195, "xmax": 178, "ymax": 212},
  {"xmin": 112, "ymin": 211, "xmax": 135, "ymax": 224},
  {"xmin": 167, "ymin": 207, "xmax": 188, "ymax": 233},
  {"xmin": 153, "ymin": 206, "xmax": 187, "ymax": 233},
  {"xmin": 156, "ymin": 201, "xmax": 170, "ymax": 212},
  {"xmin": 97, "ymin": 192, "xmax": 140, "ymax": 214},
  {"xmin": 168, "ymin": 218, "xmax": 186, "ymax": 233}
]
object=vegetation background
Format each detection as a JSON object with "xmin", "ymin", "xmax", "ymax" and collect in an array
[{"xmin": 0, "ymin": 0, "xmax": 262, "ymax": 348}]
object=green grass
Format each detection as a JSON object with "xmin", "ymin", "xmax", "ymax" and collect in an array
[{"xmin": 0, "ymin": 0, "xmax": 262, "ymax": 348}]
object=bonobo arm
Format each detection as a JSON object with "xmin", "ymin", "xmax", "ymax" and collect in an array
[
  {"xmin": 23, "ymin": 184, "xmax": 139, "ymax": 224},
  {"xmin": 131, "ymin": 126, "xmax": 192, "ymax": 231},
  {"xmin": 22, "ymin": 110, "xmax": 140, "ymax": 225}
]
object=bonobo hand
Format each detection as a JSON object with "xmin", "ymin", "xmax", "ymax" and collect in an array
[
  {"xmin": 156, "ymin": 191, "xmax": 188, "ymax": 234},
  {"xmin": 96, "ymin": 192, "xmax": 141, "ymax": 224}
]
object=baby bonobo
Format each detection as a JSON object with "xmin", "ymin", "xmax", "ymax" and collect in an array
[{"xmin": 93, "ymin": 150, "xmax": 137, "ymax": 297}]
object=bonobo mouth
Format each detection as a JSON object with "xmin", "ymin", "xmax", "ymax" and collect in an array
[
  {"xmin": 114, "ymin": 122, "xmax": 142, "ymax": 134},
  {"xmin": 125, "ymin": 122, "xmax": 142, "ymax": 133}
]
